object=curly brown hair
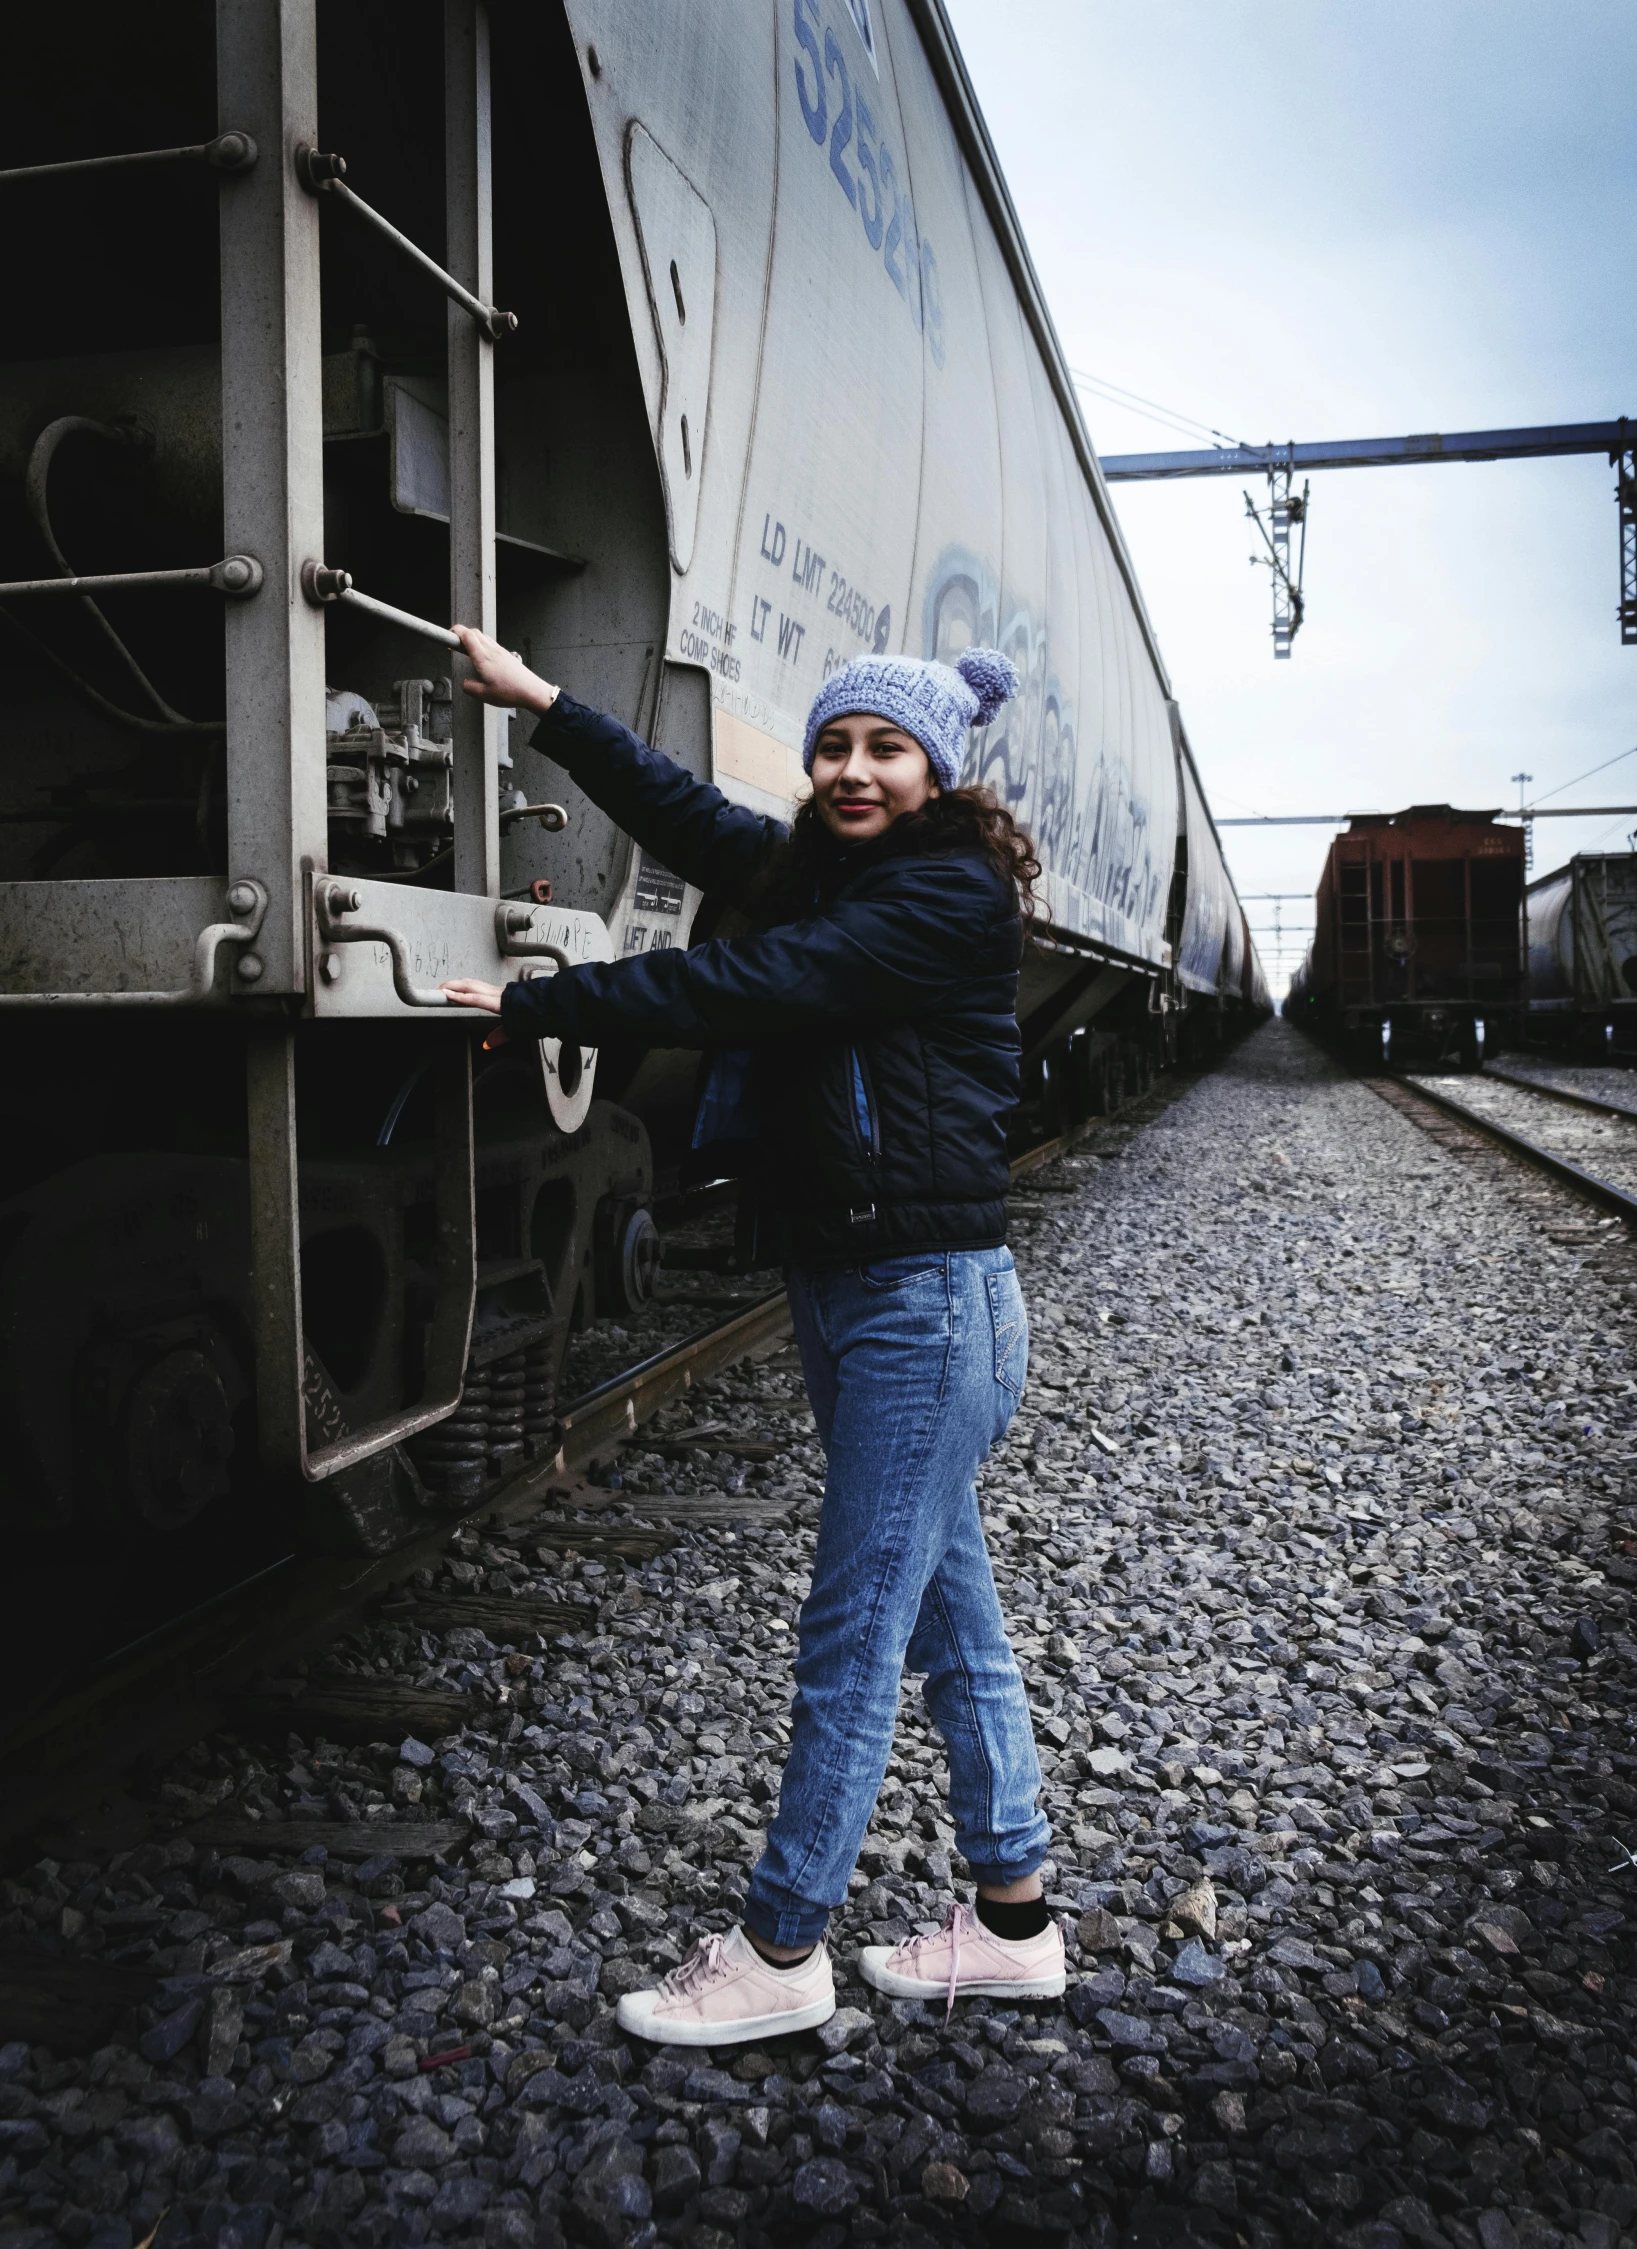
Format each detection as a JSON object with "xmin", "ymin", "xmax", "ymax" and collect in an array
[{"xmin": 748, "ymin": 785, "xmax": 1042, "ymax": 926}]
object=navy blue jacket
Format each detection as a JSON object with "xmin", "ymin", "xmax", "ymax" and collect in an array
[{"xmin": 499, "ymin": 694, "xmax": 1021, "ymax": 1264}]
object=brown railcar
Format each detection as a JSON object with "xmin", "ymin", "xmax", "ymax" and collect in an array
[{"xmin": 1291, "ymin": 805, "xmax": 1526, "ymax": 1067}]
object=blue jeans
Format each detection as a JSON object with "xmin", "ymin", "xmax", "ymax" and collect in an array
[{"xmin": 744, "ymin": 1247, "xmax": 1050, "ymax": 1949}]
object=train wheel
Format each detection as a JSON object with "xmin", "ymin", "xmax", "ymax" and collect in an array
[
  {"xmin": 595, "ymin": 1198, "xmax": 661, "ymax": 1316},
  {"xmin": 123, "ymin": 1349, "xmax": 237, "ymax": 1532}
]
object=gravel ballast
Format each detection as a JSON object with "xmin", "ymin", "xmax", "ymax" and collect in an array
[{"xmin": 2, "ymin": 1018, "xmax": 1635, "ymax": 2249}]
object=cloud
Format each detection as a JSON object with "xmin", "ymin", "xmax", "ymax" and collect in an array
[{"xmin": 944, "ymin": 0, "xmax": 1637, "ymax": 984}]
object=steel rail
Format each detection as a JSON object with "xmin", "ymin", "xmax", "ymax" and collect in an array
[
  {"xmin": 1482, "ymin": 1063, "xmax": 1637, "ymax": 1124},
  {"xmin": 1389, "ymin": 1074, "xmax": 1637, "ymax": 1225}
]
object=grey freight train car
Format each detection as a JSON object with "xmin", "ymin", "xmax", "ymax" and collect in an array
[
  {"xmin": 0, "ymin": 0, "xmax": 1262, "ymax": 1555},
  {"xmin": 1526, "ymin": 855, "xmax": 1637, "ymax": 1057}
]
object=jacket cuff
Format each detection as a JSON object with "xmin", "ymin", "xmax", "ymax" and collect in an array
[
  {"xmin": 525, "ymin": 691, "xmax": 593, "ymax": 768},
  {"xmin": 499, "ymin": 975, "xmax": 566, "ymax": 1042}
]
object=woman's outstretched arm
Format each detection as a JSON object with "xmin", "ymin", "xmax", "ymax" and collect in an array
[
  {"xmin": 454, "ymin": 627, "xmax": 786, "ymax": 901},
  {"xmin": 444, "ymin": 851, "xmax": 1019, "ymax": 1049}
]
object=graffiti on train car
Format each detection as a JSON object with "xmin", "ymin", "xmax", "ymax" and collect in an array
[
  {"xmin": 843, "ymin": 0, "xmax": 879, "ymax": 75},
  {"xmin": 791, "ymin": 0, "xmax": 947, "ymax": 367},
  {"xmin": 927, "ymin": 555, "xmax": 1165, "ymax": 948}
]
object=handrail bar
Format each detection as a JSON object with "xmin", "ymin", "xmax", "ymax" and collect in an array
[
  {"xmin": 0, "ymin": 132, "xmax": 256, "ymax": 186},
  {"xmin": 0, "ymin": 880, "xmax": 268, "ymax": 1007}
]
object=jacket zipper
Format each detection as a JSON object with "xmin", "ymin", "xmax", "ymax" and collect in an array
[
  {"xmin": 848, "ymin": 1047, "xmax": 879, "ymax": 1226},
  {"xmin": 849, "ymin": 1046, "xmax": 880, "ymax": 1167}
]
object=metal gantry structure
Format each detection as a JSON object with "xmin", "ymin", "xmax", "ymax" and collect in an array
[
  {"xmin": 1101, "ymin": 419, "xmax": 1637, "ymax": 658},
  {"xmin": 1240, "ymin": 452, "xmax": 1308, "ymax": 659},
  {"xmin": 1238, "ymin": 892, "xmax": 1315, "ymax": 975}
]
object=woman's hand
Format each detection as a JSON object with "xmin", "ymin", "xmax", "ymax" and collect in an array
[
  {"xmin": 452, "ymin": 625, "xmax": 559, "ymax": 715},
  {"xmin": 440, "ymin": 977, "xmax": 510, "ymax": 1047}
]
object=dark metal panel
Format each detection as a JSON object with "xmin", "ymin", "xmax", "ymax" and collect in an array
[
  {"xmin": 216, "ymin": 0, "xmax": 329, "ymax": 991},
  {"xmin": 246, "ymin": 1023, "xmax": 477, "ymax": 1484}
]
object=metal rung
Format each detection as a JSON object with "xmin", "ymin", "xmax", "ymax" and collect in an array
[
  {"xmin": 300, "ymin": 560, "xmax": 461, "ymax": 650},
  {"xmin": 495, "ymin": 901, "xmax": 571, "ymax": 966},
  {"xmin": 0, "ymin": 133, "xmax": 257, "ymax": 186},
  {"xmin": 315, "ymin": 878, "xmax": 452, "ymax": 1007},
  {"xmin": 0, "ymin": 557, "xmax": 262, "ymax": 599},
  {"xmin": 296, "ymin": 146, "xmax": 516, "ymax": 341}
]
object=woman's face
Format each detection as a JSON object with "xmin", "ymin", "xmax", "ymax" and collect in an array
[{"xmin": 809, "ymin": 714, "xmax": 938, "ymax": 842}]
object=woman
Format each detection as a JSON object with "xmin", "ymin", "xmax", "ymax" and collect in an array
[{"xmin": 442, "ymin": 628, "xmax": 1065, "ymax": 2045}]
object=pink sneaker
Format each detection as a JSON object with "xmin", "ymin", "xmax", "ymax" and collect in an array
[
  {"xmin": 616, "ymin": 1926, "xmax": 836, "ymax": 2047},
  {"xmin": 859, "ymin": 1903, "xmax": 1066, "ymax": 2018}
]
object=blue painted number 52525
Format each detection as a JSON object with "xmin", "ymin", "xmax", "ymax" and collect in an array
[{"xmin": 792, "ymin": 0, "xmax": 946, "ymax": 369}]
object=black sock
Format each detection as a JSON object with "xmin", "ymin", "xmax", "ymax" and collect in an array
[
  {"xmin": 747, "ymin": 1933, "xmax": 815, "ymax": 1969},
  {"xmin": 975, "ymin": 1893, "xmax": 1050, "ymax": 1941}
]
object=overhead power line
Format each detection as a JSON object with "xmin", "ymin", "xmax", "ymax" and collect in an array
[
  {"xmin": 1529, "ymin": 744, "xmax": 1636, "ymax": 806},
  {"xmin": 1069, "ymin": 367, "xmax": 1244, "ymax": 452}
]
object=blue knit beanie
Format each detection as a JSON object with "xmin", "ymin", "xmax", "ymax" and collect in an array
[{"xmin": 801, "ymin": 646, "xmax": 1019, "ymax": 792}]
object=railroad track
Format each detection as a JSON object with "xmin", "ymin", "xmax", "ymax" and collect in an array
[
  {"xmin": 1372, "ymin": 1067, "xmax": 1637, "ymax": 1231},
  {"xmin": 0, "ymin": 1062, "xmax": 1211, "ymax": 1866},
  {"xmin": 1483, "ymin": 1059, "xmax": 1637, "ymax": 1123}
]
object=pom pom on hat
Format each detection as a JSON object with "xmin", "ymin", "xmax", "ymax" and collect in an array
[
  {"xmin": 801, "ymin": 644, "xmax": 1018, "ymax": 792},
  {"xmin": 953, "ymin": 646, "xmax": 1019, "ymax": 726}
]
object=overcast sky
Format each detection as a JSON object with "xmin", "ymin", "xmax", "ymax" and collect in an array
[{"xmin": 943, "ymin": 0, "xmax": 1637, "ymax": 991}]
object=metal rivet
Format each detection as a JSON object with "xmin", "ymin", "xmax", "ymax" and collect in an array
[
  {"xmin": 301, "ymin": 558, "xmax": 352, "ymax": 605},
  {"xmin": 320, "ymin": 952, "xmax": 343, "ymax": 984},
  {"xmin": 295, "ymin": 143, "xmax": 347, "ymax": 193},
  {"xmin": 227, "ymin": 881, "xmax": 257, "ymax": 914},
  {"xmin": 208, "ymin": 130, "xmax": 258, "ymax": 172},
  {"xmin": 236, "ymin": 952, "xmax": 265, "ymax": 984}
]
